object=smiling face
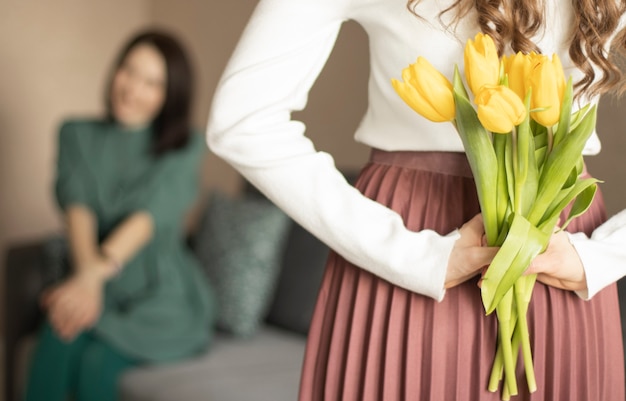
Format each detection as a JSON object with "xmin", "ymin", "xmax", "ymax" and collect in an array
[{"xmin": 110, "ymin": 43, "xmax": 167, "ymax": 129}]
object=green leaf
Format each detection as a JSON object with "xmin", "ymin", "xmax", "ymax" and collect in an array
[
  {"xmin": 453, "ymin": 64, "xmax": 471, "ymax": 101},
  {"xmin": 534, "ymin": 146, "xmax": 548, "ymax": 174},
  {"xmin": 515, "ymin": 274, "xmax": 537, "ymax": 305},
  {"xmin": 527, "ymin": 105, "xmax": 597, "ymax": 225},
  {"xmin": 482, "ymin": 214, "xmax": 549, "ymax": 314},
  {"xmin": 482, "ymin": 213, "xmax": 528, "ymax": 312},
  {"xmin": 569, "ymin": 104, "xmax": 592, "ymax": 132},
  {"xmin": 575, "ymin": 155, "xmax": 584, "ymax": 176},
  {"xmin": 505, "ymin": 133, "xmax": 516, "ymax": 210},
  {"xmin": 539, "ymin": 177, "xmax": 599, "ymax": 231},
  {"xmin": 531, "ymin": 121, "xmax": 548, "ymax": 172},
  {"xmin": 514, "ymin": 93, "xmax": 538, "ymax": 216},
  {"xmin": 531, "ymin": 120, "xmax": 548, "ymax": 141},
  {"xmin": 494, "ymin": 134, "xmax": 511, "ymax": 238},
  {"xmin": 552, "ymin": 78, "xmax": 574, "ymax": 148},
  {"xmin": 560, "ymin": 182, "xmax": 599, "ymax": 230},
  {"xmin": 453, "ymin": 66, "xmax": 499, "ymax": 245},
  {"xmin": 562, "ymin": 165, "xmax": 579, "ymax": 190}
]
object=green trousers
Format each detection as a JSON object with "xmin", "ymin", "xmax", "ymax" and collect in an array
[{"xmin": 23, "ymin": 321, "xmax": 139, "ymax": 401}]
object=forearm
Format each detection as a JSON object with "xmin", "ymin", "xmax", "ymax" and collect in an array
[
  {"xmin": 100, "ymin": 211, "xmax": 154, "ymax": 269},
  {"xmin": 65, "ymin": 205, "xmax": 101, "ymax": 272},
  {"xmin": 65, "ymin": 207, "xmax": 154, "ymax": 280}
]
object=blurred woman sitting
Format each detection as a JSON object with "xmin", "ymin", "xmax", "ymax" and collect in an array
[{"xmin": 23, "ymin": 29, "xmax": 215, "ymax": 401}]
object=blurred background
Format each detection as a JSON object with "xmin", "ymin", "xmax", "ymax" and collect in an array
[
  {"xmin": 1, "ymin": 1, "xmax": 625, "ymax": 399},
  {"xmin": 0, "ymin": 0, "xmax": 371, "ymax": 331}
]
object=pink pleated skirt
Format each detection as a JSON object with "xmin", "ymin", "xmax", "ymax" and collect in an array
[{"xmin": 298, "ymin": 150, "xmax": 625, "ymax": 401}]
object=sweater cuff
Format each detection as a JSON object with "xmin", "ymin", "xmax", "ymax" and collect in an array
[
  {"xmin": 427, "ymin": 229, "xmax": 460, "ymax": 302},
  {"xmin": 568, "ymin": 232, "xmax": 608, "ymax": 300}
]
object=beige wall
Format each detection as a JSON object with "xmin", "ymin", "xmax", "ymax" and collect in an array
[{"xmin": 591, "ymin": 95, "xmax": 626, "ymax": 216}]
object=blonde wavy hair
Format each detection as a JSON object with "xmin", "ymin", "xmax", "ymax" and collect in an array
[{"xmin": 408, "ymin": 0, "xmax": 626, "ymax": 97}]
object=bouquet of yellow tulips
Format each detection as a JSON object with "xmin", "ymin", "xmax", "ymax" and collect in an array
[{"xmin": 392, "ymin": 33, "xmax": 599, "ymax": 400}]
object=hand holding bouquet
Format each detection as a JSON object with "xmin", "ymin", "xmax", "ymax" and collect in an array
[{"xmin": 392, "ymin": 33, "xmax": 599, "ymax": 399}]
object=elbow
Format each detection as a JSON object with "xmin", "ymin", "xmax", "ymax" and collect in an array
[
  {"xmin": 206, "ymin": 96, "xmax": 240, "ymax": 161},
  {"xmin": 206, "ymin": 121, "xmax": 253, "ymax": 169},
  {"xmin": 205, "ymin": 125, "xmax": 227, "ymax": 158},
  {"xmin": 205, "ymin": 117, "xmax": 238, "ymax": 164}
]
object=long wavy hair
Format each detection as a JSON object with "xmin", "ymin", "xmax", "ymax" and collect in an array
[{"xmin": 408, "ymin": 0, "xmax": 626, "ymax": 97}]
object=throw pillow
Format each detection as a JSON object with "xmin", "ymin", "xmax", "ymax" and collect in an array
[
  {"xmin": 193, "ymin": 190, "xmax": 291, "ymax": 337},
  {"xmin": 265, "ymin": 221, "xmax": 329, "ymax": 335}
]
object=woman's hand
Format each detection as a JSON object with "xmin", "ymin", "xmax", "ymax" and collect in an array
[
  {"xmin": 41, "ymin": 261, "xmax": 108, "ymax": 342},
  {"xmin": 525, "ymin": 230, "xmax": 587, "ymax": 292},
  {"xmin": 446, "ymin": 214, "xmax": 499, "ymax": 289}
]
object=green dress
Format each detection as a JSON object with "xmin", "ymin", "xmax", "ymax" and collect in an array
[{"xmin": 54, "ymin": 118, "xmax": 215, "ymax": 362}]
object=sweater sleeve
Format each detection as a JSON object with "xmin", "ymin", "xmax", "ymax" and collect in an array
[
  {"xmin": 569, "ymin": 209, "xmax": 626, "ymax": 299},
  {"xmin": 206, "ymin": 0, "xmax": 459, "ymax": 301},
  {"xmin": 54, "ymin": 121, "xmax": 95, "ymax": 211}
]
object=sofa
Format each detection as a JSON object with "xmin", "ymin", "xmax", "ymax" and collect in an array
[{"xmin": 3, "ymin": 177, "xmax": 341, "ymax": 401}]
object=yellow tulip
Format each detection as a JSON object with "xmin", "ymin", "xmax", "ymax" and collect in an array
[
  {"xmin": 503, "ymin": 52, "xmax": 534, "ymax": 100},
  {"xmin": 475, "ymin": 85, "xmax": 527, "ymax": 133},
  {"xmin": 552, "ymin": 54, "xmax": 566, "ymax": 103},
  {"xmin": 391, "ymin": 57, "xmax": 455, "ymax": 122},
  {"xmin": 464, "ymin": 33, "xmax": 500, "ymax": 95},
  {"xmin": 528, "ymin": 54, "xmax": 565, "ymax": 126}
]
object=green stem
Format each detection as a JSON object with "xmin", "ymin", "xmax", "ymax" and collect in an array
[
  {"xmin": 546, "ymin": 125, "xmax": 554, "ymax": 154},
  {"xmin": 511, "ymin": 128, "xmax": 521, "ymax": 213},
  {"xmin": 501, "ymin": 312, "xmax": 523, "ymax": 401},
  {"xmin": 488, "ymin": 335, "xmax": 504, "ymax": 392},
  {"xmin": 514, "ymin": 278, "xmax": 538, "ymax": 393},
  {"xmin": 489, "ymin": 298, "xmax": 519, "ymax": 393},
  {"xmin": 496, "ymin": 289, "xmax": 518, "ymax": 396},
  {"xmin": 502, "ymin": 382, "xmax": 512, "ymax": 401}
]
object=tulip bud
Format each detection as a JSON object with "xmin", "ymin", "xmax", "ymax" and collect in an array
[
  {"xmin": 503, "ymin": 52, "xmax": 533, "ymax": 100},
  {"xmin": 475, "ymin": 85, "xmax": 527, "ymax": 133},
  {"xmin": 551, "ymin": 54, "xmax": 566, "ymax": 103},
  {"xmin": 464, "ymin": 33, "xmax": 500, "ymax": 95},
  {"xmin": 528, "ymin": 55, "xmax": 564, "ymax": 126},
  {"xmin": 392, "ymin": 57, "xmax": 455, "ymax": 122}
]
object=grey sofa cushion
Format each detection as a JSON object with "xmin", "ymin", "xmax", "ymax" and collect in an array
[{"xmin": 119, "ymin": 325, "xmax": 306, "ymax": 401}]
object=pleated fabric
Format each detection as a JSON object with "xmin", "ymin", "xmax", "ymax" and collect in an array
[{"xmin": 298, "ymin": 150, "xmax": 625, "ymax": 401}]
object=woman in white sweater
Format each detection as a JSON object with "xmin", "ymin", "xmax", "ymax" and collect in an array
[{"xmin": 207, "ymin": 0, "xmax": 626, "ymax": 399}]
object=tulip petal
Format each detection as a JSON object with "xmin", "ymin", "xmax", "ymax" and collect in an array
[
  {"xmin": 464, "ymin": 33, "xmax": 500, "ymax": 95},
  {"xmin": 475, "ymin": 85, "xmax": 527, "ymax": 133},
  {"xmin": 529, "ymin": 56, "xmax": 561, "ymax": 126},
  {"xmin": 392, "ymin": 79, "xmax": 450, "ymax": 122},
  {"xmin": 392, "ymin": 57, "xmax": 455, "ymax": 122},
  {"xmin": 413, "ymin": 59, "xmax": 455, "ymax": 121},
  {"xmin": 478, "ymin": 103, "xmax": 514, "ymax": 133}
]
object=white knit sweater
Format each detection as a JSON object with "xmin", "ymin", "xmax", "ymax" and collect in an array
[{"xmin": 207, "ymin": 0, "xmax": 626, "ymax": 301}]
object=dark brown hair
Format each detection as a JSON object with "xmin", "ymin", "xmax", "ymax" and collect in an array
[
  {"xmin": 408, "ymin": 0, "xmax": 626, "ymax": 97},
  {"xmin": 105, "ymin": 29, "xmax": 195, "ymax": 155}
]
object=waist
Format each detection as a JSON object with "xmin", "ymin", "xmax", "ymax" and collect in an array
[{"xmin": 369, "ymin": 149, "xmax": 474, "ymax": 178}]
